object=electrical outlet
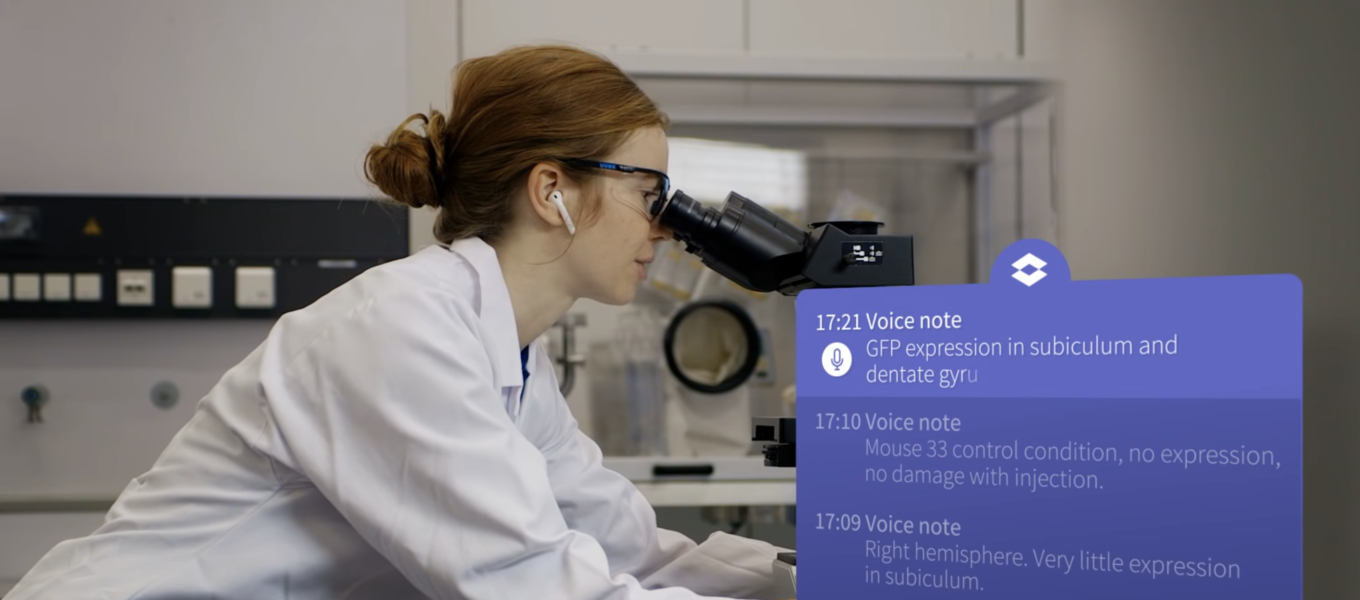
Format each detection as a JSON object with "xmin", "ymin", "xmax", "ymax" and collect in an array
[
  {"xmin": 116, "ymin": 270, "xmax": 154, "ymax": 306},
  {"xmin": 235, "ymin": 266, "xmax": 275, "ymax": 309},
  {"xmin": 12, "ymin": 273, "xmax": 41, "ymax": 301},
  {"xmin": 74, "ymin": 273, "xmax": 102, "ymax": 302},
  {"xmin": 172, "ymin": 266, "xmax": 213, "ymax": 308},
  {"xmin": 43, "ymin": 273, "xmax": 71, "ymax": 302}
]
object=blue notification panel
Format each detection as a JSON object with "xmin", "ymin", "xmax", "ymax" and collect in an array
[{"xmin": 794, "ymin": 239, "xmax": 1302, "ymax": 599}]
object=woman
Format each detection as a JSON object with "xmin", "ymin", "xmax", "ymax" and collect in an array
[{"xmin": 7, "ymin": 45, "xmax": 789, "ymax": 600}]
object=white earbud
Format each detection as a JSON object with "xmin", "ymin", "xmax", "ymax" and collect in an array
[{"xmin": 550, "ymin": 190, "xmax": 576, "ymax": 235}]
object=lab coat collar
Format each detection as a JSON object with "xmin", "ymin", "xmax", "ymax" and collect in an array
[{"xmin": 444, "ymin": 237, "xmax": 524, "ymax": 391}]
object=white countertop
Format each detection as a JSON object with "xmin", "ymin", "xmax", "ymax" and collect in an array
[{"xmin": 601, "ymin": 455, "xmax": 796, "ymax": 507}]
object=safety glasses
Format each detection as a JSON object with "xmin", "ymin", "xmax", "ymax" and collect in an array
[{"xmin": 562, "ymin": 159, "xmax": 671, "ymax": 218}]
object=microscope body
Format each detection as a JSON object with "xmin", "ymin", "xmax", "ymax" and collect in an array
[{"xmin": 653, "ymin": 190, "xmax": 916, "ymax": 598}]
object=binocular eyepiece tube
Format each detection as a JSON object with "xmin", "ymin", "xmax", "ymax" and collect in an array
[{"xmin": 653, "ymin": 189, "xmax": 915, "ymax": 296}]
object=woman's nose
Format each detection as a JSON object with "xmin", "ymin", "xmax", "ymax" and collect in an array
[{"xmin": 650, "ymin": 219, "xmax": 672, "ymax": 240}]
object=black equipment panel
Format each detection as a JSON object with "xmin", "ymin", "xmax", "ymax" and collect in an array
[{"xmin": 0, "ymin": 195, "xmax": 409, "ymax": 319}]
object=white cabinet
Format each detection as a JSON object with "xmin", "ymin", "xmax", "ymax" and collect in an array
[
  {"xmin": 459, "ymin": 0, "xmax": 1052, "ymax": 77},
  {"xmin": 460, "ymin": 0, "xmax": 746, "ymax": 58},
  {"xmin": 749, "ymin": 0, "xmax": 1020, "ymax": 60}
]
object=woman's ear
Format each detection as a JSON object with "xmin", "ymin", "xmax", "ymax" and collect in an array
[{"xmin": 524, "ymin": 161, "xmax": 575, "ymax": 232}]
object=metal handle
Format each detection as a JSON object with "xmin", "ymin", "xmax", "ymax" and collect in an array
[{"xmin": 0, "ymin": 495, "xmax": 117, "ymax": 514}]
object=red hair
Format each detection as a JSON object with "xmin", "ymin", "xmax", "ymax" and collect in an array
[{"xmin": 365, "ymin": 44, "xmax": 669, "ymax": 243}]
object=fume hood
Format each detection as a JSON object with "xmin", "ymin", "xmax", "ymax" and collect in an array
[{"xmin": 579, "ymin": 52, "xmax": 1059, "ymax": 513}]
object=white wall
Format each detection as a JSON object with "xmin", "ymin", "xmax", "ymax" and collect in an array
[
  {"xmin": 1052, "ymin": 2, "xmax": 1360, "ymax": 597},
  {"xmin": 0, "ymin": 0, "xmax": 408, "ymax": 197}
]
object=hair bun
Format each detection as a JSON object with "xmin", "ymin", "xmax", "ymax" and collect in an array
[{"xmin": 364, "ymin": 111, "xmax": 448, "ymax": 209}]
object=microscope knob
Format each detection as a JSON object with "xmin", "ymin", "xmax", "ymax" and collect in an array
[{"xmin": 21, "ymin": 385, "xmax": 49, "ymax": 423}]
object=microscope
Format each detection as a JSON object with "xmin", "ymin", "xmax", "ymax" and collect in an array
[{"xmin": 650, "ymin": 189, "xmax": 916, "ymax": 597}]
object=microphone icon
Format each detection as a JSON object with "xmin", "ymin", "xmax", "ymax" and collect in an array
[{"xmin": 821, "ymin": 342, "xmax": 852, "ymax": 377}]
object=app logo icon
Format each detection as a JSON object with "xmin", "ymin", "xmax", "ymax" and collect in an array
[
  {"xmin": 1011, "ymin": 253, "xmax": 1048, "ymax": 287},
  {"xmin": 822, "ymin": 342, "xmax": 852, "ymax": 377}
]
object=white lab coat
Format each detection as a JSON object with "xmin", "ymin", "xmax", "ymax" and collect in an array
[{"xmin": 6, "ymin": 238, "xmax": 789, "ymax": 600}]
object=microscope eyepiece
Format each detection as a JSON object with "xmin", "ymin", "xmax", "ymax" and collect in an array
[
  {"xmin": 654, "ymin": 190, "xmax": 810, "ymax": 293},
  {"xmin": 653, "ymin": 188, "xmax": 915, "ymax": 295},
  {"xmin": 651, "ymin": 189, "xmax": 713, "ymax": 244}
]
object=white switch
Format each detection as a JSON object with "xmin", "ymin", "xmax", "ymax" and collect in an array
[
  {"xmin": 0, "ymin": 274, "xmax": 9, "ymax": 301},
  {"xmin": 12, "ymin": 273, "xmax": 40, "ymax": 301},
  {"xmin": 235, "ymin": 266, "xmax": 275, "ymax": 309},
  {"xmin": 116, "ymin": 270, "xmax": 155, "ymax": 306},
  {"xmin": 172, "ymin": 266, "xmax": 213, "ymax": 308},
  {"xmin": 43, "ymin": 273, "xmax": 71, "ymax": 302},
  {"xmin": 74, "ymin": 273, "xmax": 102, "ymax": 302}
]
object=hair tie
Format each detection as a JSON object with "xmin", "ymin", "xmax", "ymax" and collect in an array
[{"xmin": 425, "ymin": 134, "xmax": 445, "ymax": 204}]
